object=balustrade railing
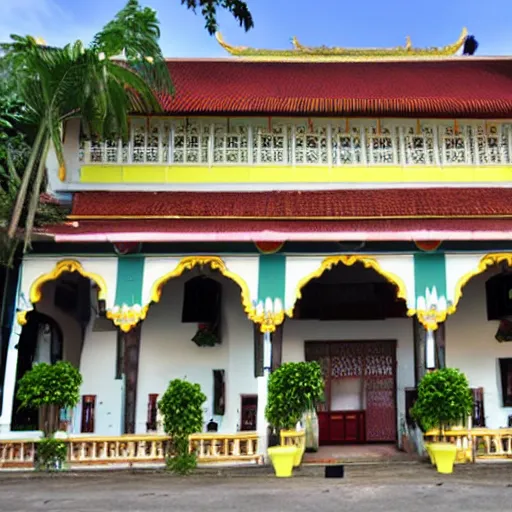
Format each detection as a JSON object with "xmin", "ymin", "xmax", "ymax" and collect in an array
[
  {"xmin": 280, "ymin": 430, "xmax": 306, "ymax": 450},
  {"xmin": 189, "ymin": 432, "xmax": 261, "ymax": 463},
  {"xmin": 79, "ymin": 118, "xmax": 512, "ymax": 168},
  {"xmin": 0, "ymin": 432, "xmax": 261, "ymax": 469},
  {"xmin": 0, "ymin": 439, "xmax": 36, "ymax": 468},
  {"xmin": 424, "ymin": 428, "xmax": 512, "ymax": 463}
]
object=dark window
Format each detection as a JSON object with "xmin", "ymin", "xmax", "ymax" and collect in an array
[
  {"xmin": 213, "ymin": 370, "xmax": 225, "ymax": 416},
  {"xmin": 499, "ymin": 358, "xmax": 512, "ymax": 407},
  {"xmin": 240, "ymin": 395, "xmax": 257, "ymax": 431},
  {"xmin": 146, "ymin": 394, "xmax": 159, "ymax": 432},
  {"xmin": 182, "ymin": 276, "xmax": 222, "ymax": 324},
  {"xmin": 486, "ymin": 273, "xmax": 512, "ymax": 320},
  {"xmin": 81, "ymin": 395, "xmax": 96, "ymax": 433}
]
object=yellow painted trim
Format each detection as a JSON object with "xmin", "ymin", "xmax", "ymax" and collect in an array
[
  {"xmin": 17, "ymin": 311, "xmax": 28, "ymax": 326},
  {"xmin": 29, "ymin": 260, "xmax": 108, "ymax": 304},
  {"xmin": 144, "ymin": 256, "xmax": 261, "ymax": 331},
  {"xmin": 409, "ymin": 252, "xmax": 512, "ymax": 331},
  {"xmin": 69, "ymin": 213, "xmax": 512, "ymax": 221},
  {"xmin": 450, "ymin": 253, "xmax": 512, "ymax": 315},
  {"xmin": 106, "ymin": 307, "xmax": 149, "ymax": 333},
  {"xmin": 80, "ymin": 165, "xmax": 512, "ymax": 184},
  {"xmin": 17, "ymin": 260, "xmax": 109, "ymax": 327},
  {"xmin": 286, "ymin": 255, "xmax": 410, "ymax": 318}
]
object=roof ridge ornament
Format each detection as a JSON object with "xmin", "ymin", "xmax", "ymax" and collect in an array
[{"xmin": 216, "ymin": 28, "xmax": 468, "ymax": 60}]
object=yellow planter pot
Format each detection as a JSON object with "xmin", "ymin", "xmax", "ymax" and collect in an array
[
  {"xmin": 425, "ymin": 443, "xmax": 436, "ymax": 465},
  {"xmin": 293, "ymin": 444, "xmax": 305, "ymax": 467},
  {"xmin": 267, "ymin": 446, "xmax": 298, "ymax": 478},
  {"xmin": 430, "ymin": 443, "xmax": 457, "ymax": 474}
]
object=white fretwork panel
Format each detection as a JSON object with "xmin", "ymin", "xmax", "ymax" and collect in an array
[
  {"xmin": 472, "ymin": 123, "xmax": 510, "ymax": 165},
  {"xmin": 332, "ymin": 122, "xmax": 363, "ymax": 164},
  {"xmin": 213, "ymin": 121, "xmax": 249, "ymax": 164},
  {"xmin": 254, "ymin": 124, "xmax": 287, "ymax": 164},
  {"xmin": 403, "ymin": 124, "xmax": 436, "ymax": 165},
  {"xmin": 365, "ymin": 123, "xmax": 397, "ymax": 165},
  {"xmin": 294, "ymin": 123, "xmax": 328, "ymax": 165},
  {"xmin": 79, "ymin": 118, "xmax": 512, "ymax": 167}
]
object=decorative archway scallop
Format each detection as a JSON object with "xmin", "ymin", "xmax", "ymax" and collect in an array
[
  {"xmin": 284, "ymin": 254, "xmax": 415, "ymax": 319},
  {"xmin": 17, "ymin": 259, "xmax": 111, "ymax": 327}
]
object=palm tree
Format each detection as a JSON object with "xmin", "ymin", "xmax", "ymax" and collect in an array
[{"xmin": 1, "ymin": 0, "xmax": 173, "ymax": 251}]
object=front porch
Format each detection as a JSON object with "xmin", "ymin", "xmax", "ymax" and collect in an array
[{"xmin": 1, "ymin": 250, "xmax": 512, "ymax": 467}]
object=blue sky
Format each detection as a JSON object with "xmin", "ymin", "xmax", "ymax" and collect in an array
[{"xmin": 0, "ymin": 0, "xmax": 511, "ymax": 57}]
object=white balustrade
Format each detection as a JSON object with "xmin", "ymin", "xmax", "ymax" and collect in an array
[{"xmin": 79, "ymin": 118, "xmax": 512, "ymax": 168}]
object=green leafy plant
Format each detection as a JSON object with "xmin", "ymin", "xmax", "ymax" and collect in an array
[
  {"xmin": 182, "ymin": 0, "xmax": 254, "ymax": 35},
  {"xmin": 165, "ymin": 437, "xmax": 198, "ymax": 475},
  {"xmin": 410, "ymin": 368, "xmax": 473, "ymax": 433},
  {"xmin": 265, "ymin": 362, "xmax": 324, "ymax": 431},
  {"xmin": 35, "ymin": 436, "xmax": 67, "ymax": 472},
  {"xmin": 158, "ymin": 379, "xmax": 206, "ymax": 475},
  {"xmin": 1, "ymin": 0, "xmax": 173, "ymax": 252},
  {"xmin": 16, "ymin": 361, "xmax": 82, "ymax": 435},
  {"xmin": 191, "ymin": 324, "xmax": 219, "ymax": 347}
]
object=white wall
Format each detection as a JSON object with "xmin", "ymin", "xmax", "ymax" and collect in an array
[
  {"xmin": 446, "ymin": 271, "xmax": 512, "ymax": 428},
  {"xmin": 135, "ymin": 273, "xmax": 256, "ymax": 434},
  {"xmin": 73, "ymin": 322, "xmax": 122, "ymax": 436},
  {"xmin": 282, "ymin": 318, "xmax": 415, "ymax": 430}
]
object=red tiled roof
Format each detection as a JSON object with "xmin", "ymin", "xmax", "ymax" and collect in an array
[
  {"xmin": 71, "ymin": 188, "xmax": 512, "ymax": 219},
  {"xmin": 46, "ymin": 218, "xmax": 512, "ymax": 242},
  {"xmin": 159, "ymin": 59, "xmax": 512, "ymax": 118}
]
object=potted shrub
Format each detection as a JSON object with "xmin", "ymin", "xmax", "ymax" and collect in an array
[
  {"xmin": 265, "ymin": 362, "xmax": 324, "ymax": 475},
  {"xmin": 16, "ymin": 361, "xmax": 82, "ymax": 470},
  {"xmin": 411, "ymin": 368, "xmax": 473, "ymax": 474},
  {"xmin": 158, "ymin": 379, "xmax": 206, "ymax": 475}
]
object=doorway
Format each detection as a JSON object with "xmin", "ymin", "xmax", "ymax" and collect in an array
[{"xmin": 305, "ymin": 340, "xmax": 397, "ymax": 445}]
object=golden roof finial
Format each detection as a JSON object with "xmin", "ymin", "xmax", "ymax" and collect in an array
[{"xmin": 217, "ymin": 28, "xmax": 468, "ymax": 61}]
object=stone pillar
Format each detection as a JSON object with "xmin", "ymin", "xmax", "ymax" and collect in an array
[
  {"xmin": 425, "ymin": 329, "xmax": 436, "ymax": 371},
  {"xmin": 122, "ymin": 324, "xmax": 141, "ymax": 434},
  {"xmin": 257, "ymin": 330, "xmax": 272, "ymax": 459},
  {"xmin": 0, "ymin": 317, "xmax": 22, "ymax": 434}
]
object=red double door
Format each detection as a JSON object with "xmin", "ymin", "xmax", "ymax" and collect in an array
[{"xmin": 306, "ymin": 340, "xmax": 397, "ymax": 445}]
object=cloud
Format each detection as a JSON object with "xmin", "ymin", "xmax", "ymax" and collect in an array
[{"xmin": 0, "ymin": 0, "xmax": 96, "ymax": 47}]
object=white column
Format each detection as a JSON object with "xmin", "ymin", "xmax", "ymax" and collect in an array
[
  {"xmin": 0, "ymin": 315, "xmax": 22, "ymax": 435},
  {"xmin": 257, "ymin": 330, "xmax": 272, "ymax": 459},
  {"xmin": 425, "ymin": 329, "xmax": 436, "ymax": 370}
]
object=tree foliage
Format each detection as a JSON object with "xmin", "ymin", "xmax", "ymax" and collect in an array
[
  {"xmin": 158, "ymin": 379, "xmax": 206, "ymax": 437},
  {"xmin": 266, "ymin": 362, "xmax": 324, "ymax": 431},
  {"xmin": 181, "ymin": 0, "xmax": 254, "ymax": 34},
  {"xmin": 158, "ymin": 378, "xmax": 206, "ymax": 475},
  {"xmin": 0, "ymin": 0, "xmax": 173, "ymax": 253},
  {"xmin": 16, "ymin": 361, "xmax": 83, "ymax": 410},
  {"xmin": 411, "ymin": 368, "xmax": 473, "ymax": 432}
]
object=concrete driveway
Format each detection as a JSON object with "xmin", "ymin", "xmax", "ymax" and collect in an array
[{"xmin": 0, "ymin": 463, "xmax": 511, "ymax": 511}]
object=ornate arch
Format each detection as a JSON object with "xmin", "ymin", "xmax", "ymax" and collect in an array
[
  {"xmin": 450, "ymin": 253, "xmax": 512, "ymax": 315},
  {"xmin": 18, "ymin": 260, "xmax": 108, "ymax": 326},
  {"xmin": 286, "ymin": 255, "xmax": 411, "ymax": 317},
  {"xmin": 149, "ymin": 255, "xmax": 256, "ymax": 318}
]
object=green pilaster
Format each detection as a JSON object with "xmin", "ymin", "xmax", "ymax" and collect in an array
[
  {"xmin": 257, "ymin": 254, "xmax": 286, "ymax": 304},
  {"xmin": 115, "ymin": 256, "xmax": 145, "ymax": 307},
  {"xmin": 414, "ymin": 253, "xmax": 447, "ymax": 301}
]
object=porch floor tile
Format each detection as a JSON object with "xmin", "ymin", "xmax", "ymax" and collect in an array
[{"xmin": 303, "ymin": 444, "xmax": 417, "ymax": 464}]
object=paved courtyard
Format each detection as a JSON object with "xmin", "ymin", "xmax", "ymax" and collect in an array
[{"xmin": 0, "ymin": 464, "xmax": 511, "ymax": 511}]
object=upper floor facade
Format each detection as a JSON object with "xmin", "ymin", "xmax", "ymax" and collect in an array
[
  {"xmin": 47, "ymin": 55, "xmax": 512, "ymax": 193},
  {"xmin": 49, "ymin": 116, "xmax": 512, "ymax": 192}
]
